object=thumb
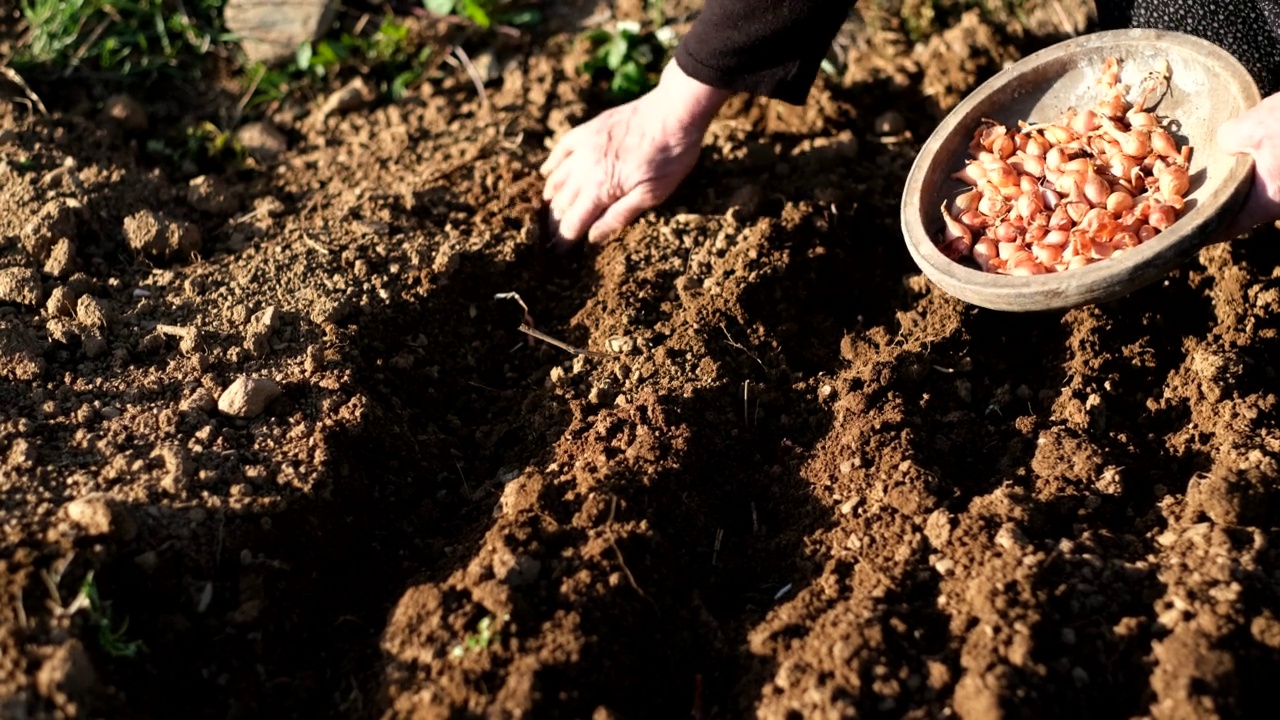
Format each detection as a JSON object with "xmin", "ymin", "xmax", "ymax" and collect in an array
[
  {"xmin": 1217, "ymin": 94, "xmax": 1280, "ymax": 155},
  {"xmin": 1217, "ymin": 115, "xmax": 1263, "ymax": 155},
  {"xmin": 586, "ymin": 185, "xmax": 662, "ymax": 244}
]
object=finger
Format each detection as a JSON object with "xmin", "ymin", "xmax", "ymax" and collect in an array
[
  {"xmin": 586, "ymin": 185, "xmax": 659, "ymax": 243},
  {"xmin": 1217, "ymin": 95, "xmax": 1280, "ymax": 154},
  {"xmin": 1218, "ymin": 118, "xmax": 1264, "ymax": 155},
  {"xmin": 548, "ymin": 183, "xmax": 584, "ymax": 247},
  {"xmin": 542, "ymin": 156, "xmax": 577, "ymax": 202},
  {"xmin": 555, "ymin": 190, "xmax": 611, "ymax": 248},
  {"xmin": 539, "ymin": 128, "xmax": 580, "ymax": 176}
]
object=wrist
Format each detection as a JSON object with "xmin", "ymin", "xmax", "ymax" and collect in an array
[{"xmin": 653, "ymin": 59, "xmax": 732, "ymax": 128}]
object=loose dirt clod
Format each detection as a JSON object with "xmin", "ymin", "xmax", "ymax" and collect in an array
[
  {"xmin": 234, "ymin": 121, "xmax": 289, "ymax": 164},
  {"xmin": 187, "ymin": 175, "xmax": 241, "ymax": 215},
  {"xmin": 217, "ymin": 377, "xmax": 283, "ymax": 418},
  {"xmin": 122, "ymin": 210, "xmax": 202, "ymax": 261},
  {"xmin": 21, "ymin": 198, "xmax": 79, "ymax": 261},
  {"xmin": 0, "ymin": 267, "xmax": 44, "ymax": 306},
  {"xmin": 43, "ymin": 238, "xmax": 78, "ymax": 278},
  {"xmin": 101, "ymin": 93, "xmax": 148, "ymax": 131},
  {"xmin": 75, "ymin": 296, "xmax": 109, "ymax": 331},
  {"xmin": 35, "ymin": 640, "xmax": 97, "ymax": 705},
  {"xmin": 64, "ymin": 493, "xmax": 124, "ymax": 537},
  {"xmin": 244, "ymin": 306, "xmax": 280, "ymax": 357}
]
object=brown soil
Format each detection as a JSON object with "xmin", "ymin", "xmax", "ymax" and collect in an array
[{"xmin": 4, "ymin": 2, "xmax": 1280, "ymax": 719}]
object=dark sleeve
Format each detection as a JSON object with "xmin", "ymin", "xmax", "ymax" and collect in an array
[{"xmin": 673, "ymin": 0, "xmax": 859, "ymax": 105}]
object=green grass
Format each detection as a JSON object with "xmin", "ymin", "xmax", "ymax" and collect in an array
[
  {"xmin": 247, "ymin": 14, "xmax": 434, "ymax": 109},
  {"xmin": 12, "ymin": 0, "xmax": 230, "ymax": 80},
  {"xmin": 75, "ymin": 570, "xmax": 145, "ymax": 659},
  {"xmin": 580, "ymin": 19, "xmax": 677, "ymax": 102}
]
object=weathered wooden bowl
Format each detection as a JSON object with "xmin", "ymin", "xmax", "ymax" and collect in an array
[{"xmin": 900, "ymin": 29, "xmax": 1261, "ymax": 312}]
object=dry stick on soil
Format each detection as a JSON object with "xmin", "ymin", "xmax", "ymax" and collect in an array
[
  {"xmin": 518, "ymin": 324, "xmax": 614, "ymax": 359},
  {"xmin": 606, "ymin": 497, "xmax": 656, "ymax": 608},
  {"xmin": 450, "ymin": 45, "xmax": 490, "ymax": 114},
  {"xmin": 721, "ymin": 324, "xmax": 766, "ymax": 370},
  {"xmin": 0, "ymin": 66, "xmax": 48, "ymax": 115}
]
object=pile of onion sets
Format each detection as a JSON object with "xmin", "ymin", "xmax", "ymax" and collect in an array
[{"xmin": 938, "ymin": 57, "xmax": 1192, "ymax": 275}]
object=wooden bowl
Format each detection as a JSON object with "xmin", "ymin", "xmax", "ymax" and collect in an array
[{"xmin": 899, "ymin": 29, "xmax": 1261, "ymax": 312}]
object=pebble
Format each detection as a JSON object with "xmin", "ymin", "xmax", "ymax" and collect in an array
[
  {"xmin": 224, "ymin": 0, "xmax": 338, "ymax": 64},
  {"xmin": 0, "ymin": 266, "xmax": 43, "ymax": 306},
  {"xmin": 217, "ymin": 376, "xmax": 283, "ymax": 418},
  {"xmin": 874, "ymin": 110, "xmax": 907, "ymax": 135}
]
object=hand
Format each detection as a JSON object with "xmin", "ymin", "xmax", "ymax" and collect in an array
[
  {"xmin": 1217, "ymin": 92, "xmax": 1280, "ymax": 236},
  {"xmin": 540, "ymin": 60, "xmax": 730, "ymax": 249}
]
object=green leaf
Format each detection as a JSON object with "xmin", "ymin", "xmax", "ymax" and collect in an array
[
  {"xmin": 604, "ymin": 36, "xmax": 629, "ymax": 71},
  {"xmin": 391, "ymin": 68, "xmax": 419, "ymax": 99},
  {"xmin": 459, "ymin": 0, "xmax": 491, "ymax": 28},
  {"xmin": 610, "ymin": 61, "xmax": 647, "ymax": 96},
  {"xmin": 423, "ymin": 0, "xmax": 455, "ymax": 16},
  {"xmin": 496, "ymin": 9, "xmax": 542, "ymax": 27},
  {"xmin": 294, "ymin": 40, "xmax": 312, "ymax": 70}
]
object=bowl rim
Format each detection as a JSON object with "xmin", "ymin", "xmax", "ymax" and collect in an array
[{"xmin": 899, "ymin": 28, "xmax": 1261, "ymax": 313}]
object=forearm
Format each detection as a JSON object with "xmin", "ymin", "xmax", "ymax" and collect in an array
[{"xmin": 673, "ymin": 0, "xmax": 859, "ymax": 105}]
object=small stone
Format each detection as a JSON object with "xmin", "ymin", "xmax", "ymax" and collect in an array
[
  {"xmin": 123, "ymin": 210, "xmax": 202, "ymax": 261},
  {"xmin": 217, "ymin": 377, "xmax": 283, "ymax": 418},
  {"xmin": 102, "ymin": 93, "xmax": 148, "ymax": 131},
  {"xmin": 224, "ymin": 0, "xmax": 339, "ymax": 65},
  {"xmin": 234, "ymin": 121, "xmax": 288, "ymax": 164},
  {"xmin": 606, "ymin": 336, "xmax": 633, "ymax": 354},
  {"xmin": 186, "ymin": 175, "xmax": 241, "ymax": 215},
  {"xmin": 0, "ymin": 267, "xmax": 43, "ymax": 306},
  {"xmin": 42, "ymin": 238, "xmax": 77, "ymax": 277},
  {"xmin": 873, "ymin": 110, "xmax": 906, "ymax": 135}
]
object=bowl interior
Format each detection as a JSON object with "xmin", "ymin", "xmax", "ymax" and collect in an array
[{"xmin": 901, "ymin": 29, "xmax": 1260, "ymax": 312}]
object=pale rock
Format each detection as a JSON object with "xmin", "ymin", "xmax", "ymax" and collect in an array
[{"xmin": 217, "ymin": 377, "xmax": 283, "ymax": 418}]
